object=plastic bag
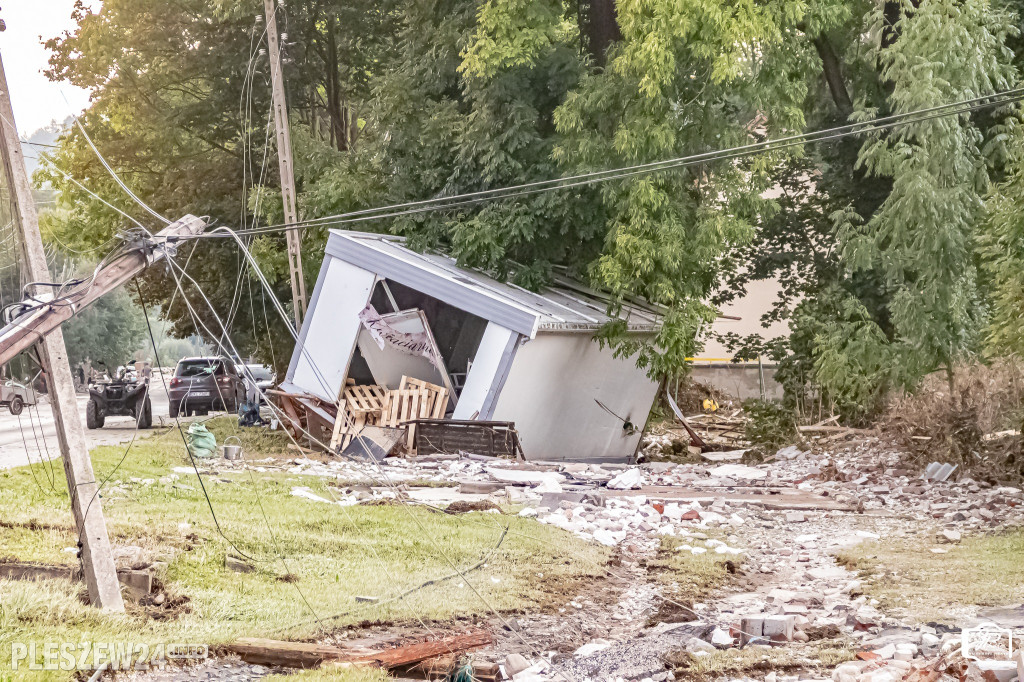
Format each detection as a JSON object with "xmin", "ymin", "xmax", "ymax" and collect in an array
[{"xmin": 187, "ymin": 422, "xmax": 218, "ymax": 458}]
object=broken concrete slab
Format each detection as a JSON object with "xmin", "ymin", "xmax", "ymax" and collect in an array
[
  {"xmin": 486, "ymin": 467, "xmax": 565, "ymax": 487},
  {"xmin": 701, "ymin": 450, "xmax": 745, "ymax": 463},
  {"xmin": 966, "ymin": 660, "xmax": 1019, "ymax": 682},
  {"xmin": 708, "ymin": 464, "xmax": 769, "ymax": 481}
]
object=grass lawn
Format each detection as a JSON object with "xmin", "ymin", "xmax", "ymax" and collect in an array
[
  {"xmin": 0, "ymin": 419, "xmax": 608, "ymax": 681},
  {"xmin": 835, "ymin": 528, "xmax": 1024, "ymax": 623}
]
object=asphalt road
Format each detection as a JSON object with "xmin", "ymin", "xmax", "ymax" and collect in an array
[{"xmin": 0, "ymin": 373, "xmax": 180, "ymax": 470}]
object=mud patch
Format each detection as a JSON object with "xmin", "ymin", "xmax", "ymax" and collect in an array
[{"xmin": 445, "ymin": 500, "xmax": 502, "ymax": 514}]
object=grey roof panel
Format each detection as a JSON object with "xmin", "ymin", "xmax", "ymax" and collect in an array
[{"xmin": 325, "ymin": 231, "xmax": 662, "ymax": 336}]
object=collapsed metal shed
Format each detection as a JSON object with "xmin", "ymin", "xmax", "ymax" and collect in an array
[{"xmin": 284, "ymin": 230, "xmax": 663, "ymax": 462}]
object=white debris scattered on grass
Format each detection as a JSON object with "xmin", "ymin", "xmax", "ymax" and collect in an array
[
  {"xmin": 290, "ymin": 486, "xmax": 359, "ymax": 506},
  {"xmin": 291, "ymin": 486, "xmax": 332, "ymax": 503}
]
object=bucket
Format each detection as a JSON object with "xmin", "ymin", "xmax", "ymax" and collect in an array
[{"xmin": 223, "ymin": 436, "xmax": 242, "ymax": 461}]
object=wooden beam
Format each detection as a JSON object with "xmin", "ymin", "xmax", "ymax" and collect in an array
[
  {"xmin": 228, "ymin": 630, "xmax": 494, "ymax": 670},
  {"xmin": 351, "ymin": 630, "xmax": 493, "ymax": 668}
]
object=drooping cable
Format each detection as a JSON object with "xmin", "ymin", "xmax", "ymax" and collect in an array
[{"xmin": 176, "ymin": 86, "xmax": 1024, "ymax": 240}]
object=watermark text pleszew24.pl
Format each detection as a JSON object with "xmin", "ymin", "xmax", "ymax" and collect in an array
[{"xmin": 10, "ymin": 641, "xmax": 208, "ymax": 671}]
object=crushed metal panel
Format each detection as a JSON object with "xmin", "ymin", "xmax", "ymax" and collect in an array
[
  {"xmin": 325, "ymin": 232, "xmax": 542, "ymax": 337},
  {"xmin": 324, "ymin": 230, "xmax": 663, "ymax": 334},
  {"xmin": 451, "ymin": 322, "xmax": 520, "ymax": 420},
  {"xmin": 340, "ymin": 425, "xmax": 405, "ymax": 462}
]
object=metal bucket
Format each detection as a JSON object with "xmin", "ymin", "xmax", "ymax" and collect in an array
[{"xmin": 223, "ymin": 436, "xmax": 242, "ymax": 461}]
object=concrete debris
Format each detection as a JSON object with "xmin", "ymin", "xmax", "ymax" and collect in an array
[
  {"xmin": 966, "ymin": 660, "xmax": 1019, "ymax": 682},
  {"xmin": 156, "ymin": 434, "xmax": 1024, "ymax": 682},
  {"xmin": 503, "ymin": 653, "xmax": 532, "ymax": 677},
  {"xmin": 573, "ymin": 640, "xmax": 612, "ymax": 657},
  {"xmin": 707, "ymin": 463, "xmax": 769, "ymax": 481},
  {"xmin": 608, "ymin": 469, "xmax": 645, "ymax": 490}
]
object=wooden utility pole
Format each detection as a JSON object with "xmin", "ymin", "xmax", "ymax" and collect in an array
[
  {"xmin": 0, "ymin": 48, "xmax": 124, "ymax": 610},
  {"xmin": 264, "ymin": 0, "xmax": 307, "ymax": 328},
  {"xmin": 0, "ymin": 215, "xmax": 208, "ymax": 368}
]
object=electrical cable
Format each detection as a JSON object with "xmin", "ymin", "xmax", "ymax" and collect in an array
[
  {"xmin": 64, "ymin": 109, "xmax": 172, "ymax": 226},
  {"xmin": 174, "ymin": 87, "xmax": 1024, "ymax": 240},
  {"xmin": 0, "ymin": 110, "xmax": 152, "ymax": 233},
  {"xmin": 162, "ymin": 248, "xmax": 573, "ymax": 672},
  {"xmin": 15, "ymin": 413, "xmax": 60, "ymax": 496},
  {"xmin": 149, "ymin": 272, "xmax": 463, "ymax": 641},
  {"xmin": 159, "ymin": 251, "xmax": 530, "ymax": 663},
  {"xmin": 134, "ymin": 282, "xmax": 261, "ymax": 563}
]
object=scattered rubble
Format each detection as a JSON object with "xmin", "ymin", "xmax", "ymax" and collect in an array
[{"xmin": 142, "ymin": 435, "xmax": 1024, "ymax": 682}]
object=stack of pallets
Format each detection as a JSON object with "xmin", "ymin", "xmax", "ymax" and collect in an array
[{"xmin": 330, "ymin": 377, "xmax": 449, "ymax": 455}]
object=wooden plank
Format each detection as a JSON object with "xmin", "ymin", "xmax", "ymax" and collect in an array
[
  {"xmin": 329, "ymin": 405, "xmax": 350, "ymax": 451},
  {"xmin": 797, "ymin": 425, "xmax": 875, "ymax": 434},
  {"xmin": 349, "ymin": 630, "xmax": 493, "ymax": 668},
  {"xmin": 229, "ymin": 631, "xmax": 493, "ymax": 671},
  {"xmin": 227, "ymin": 638, "xmax": 371, "ymax": 669}
]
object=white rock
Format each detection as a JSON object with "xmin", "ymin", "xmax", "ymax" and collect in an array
[
  {"xmin": 711, "ymin": 627, "xmax": 733, "ymax": 647},
  {"xmin": 872, "ymin": 643, "xmax": 896, "ymax": 660},
  {"xmin": 607, "ymin": 469, "xmax": 645, "ymax": 490},
  {"xmin": 574, "ymin": 639, "xmax": 612, "ymax": 657},
  {"xmin": 833, "ymin": 663, "xmax": 862, "ymax": 682},
  {"xmin": 518, "ymin": 507, "xmax": 539, "ymax": 517},
  {"xmin": 532, "ymin": 478, "xmax": 563, "ymax": 494},
  {"xmin": 593, "ymin": 529, "xmax": 625, "ymax": 546},
  {"xmin": 708, "ymin": 464, "xmax": 768, "ymax": 481}
]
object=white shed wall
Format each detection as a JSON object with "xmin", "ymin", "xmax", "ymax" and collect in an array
[
  {"xmin": 491, "ymin": 334, "xmax": 658, "ymax": 462},
  {"xmin": 289, "ymin": 259, "xmax": 376, "ymax": 402},
  {"xmin": 452, "ymin": 322, "xmax": 520, "ymax": 420}
]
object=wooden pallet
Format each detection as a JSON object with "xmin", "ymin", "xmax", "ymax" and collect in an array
[
  {"xmin": 400, "ymin": 376, "xmax": 448, "ymax": 419},
  {"xmin": 330, "ymin": 383, "xmax": 388, "ymax": 451},
  {"xmin": 331, "ymin": 377, "xmax": 450, "ymax": 455},
  {"xmin": 378, "ymin": 376, "xmax": 450, "ymax": 454}
]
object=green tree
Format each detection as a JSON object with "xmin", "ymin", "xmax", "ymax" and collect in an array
[
  {"xmin": 38, "ymin": 0, "xmax": 397, "ymax": 373},
  {"xmin": 834, "ymin": 0, "xmax": 1017, "ymax": 390},
  {"xmin": 62, "ymin": 288, "xmax": 147, "ymax": 369}
]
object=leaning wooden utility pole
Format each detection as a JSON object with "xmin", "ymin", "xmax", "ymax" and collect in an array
[
  {"xmin": 0, "ymin": 48, "xmax": 124, "ymax": 610},
  {"xmin": 0, "ymin": 214, "xmax": 208, "ymax": 368},
  {"xmin": 264, "ymin": 0, "xmax": 307, "ymax": 328}
]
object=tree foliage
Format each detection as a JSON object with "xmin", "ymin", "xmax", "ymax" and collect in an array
[
  {"xmin": 34, "ymin": 0, "xmax": 1024, "ymax": 402},
  {"xmin": 61, "ymin": 288, "xmax": 147, "ymax": 369}
]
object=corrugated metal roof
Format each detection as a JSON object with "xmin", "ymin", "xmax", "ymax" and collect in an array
[{"xmin": 325, "ymin": 230, "xmax": 662, "ymax": 337}]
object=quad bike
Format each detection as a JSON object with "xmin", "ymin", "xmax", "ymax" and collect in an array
[{"xmin": 86, "ymin": 363, "xmax": 152, "ymax": 429}]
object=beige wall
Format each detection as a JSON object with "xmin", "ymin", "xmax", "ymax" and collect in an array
[{"xmin": 700, "ymin": 278, "xmax": 790, "ymax": 361}]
